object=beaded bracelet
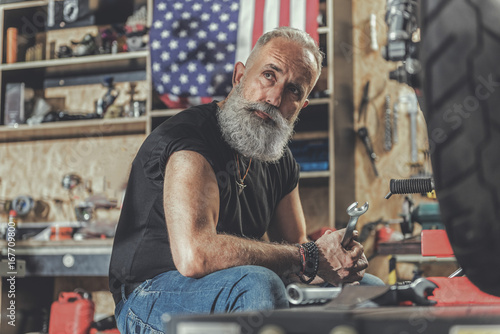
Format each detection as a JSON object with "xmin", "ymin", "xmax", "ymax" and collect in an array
[{"xmin": 296, "ymin": 241, "xmax": 319, "ymax": 284}]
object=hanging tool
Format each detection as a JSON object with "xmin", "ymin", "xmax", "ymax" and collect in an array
[
  {"xmin": 358, "ymin": 81, "xmax": 370, "ymax": 123},
  {"xmin": 342, "ymin": 201, "xmax": 369, "ymax": 248},
  {"xmin": 384, "ymin": 95, "xmax": 392, "ymax": 151},
  {"xmin": 358, "ymin": 127, "xmax": 379, "ymax": 177},
  {"xmin": 393, "ymin": 100, "xmax": 399, "ymax": 145}
]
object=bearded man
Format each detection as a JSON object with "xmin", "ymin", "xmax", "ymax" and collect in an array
[{"xmin": 109, "ymin": 26, "xmax": 383, "ymax": 333}]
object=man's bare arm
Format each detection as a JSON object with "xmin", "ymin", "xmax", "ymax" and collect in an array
[{"xmin": 163, "ymin": 150, "xmax": 299, "ymax": 279}]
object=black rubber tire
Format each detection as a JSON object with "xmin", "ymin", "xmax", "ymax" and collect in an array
[{"xmin": 420, "ymin": 0, "xmax": 500, "ymax": 296}]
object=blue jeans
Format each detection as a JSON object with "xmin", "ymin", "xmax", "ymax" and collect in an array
[{"xmin": 115, "ymin": 265, "xmax": 385, "ymax": 334}]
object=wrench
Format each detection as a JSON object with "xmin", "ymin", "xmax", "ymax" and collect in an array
[{"xmin": 341, "ymin": 201, "xmax": 369, "ymax": 248}]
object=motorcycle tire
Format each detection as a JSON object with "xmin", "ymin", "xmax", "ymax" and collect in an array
[{"xmin": 420, "ymin": 0, "xmax": 500, "ymax": 296}]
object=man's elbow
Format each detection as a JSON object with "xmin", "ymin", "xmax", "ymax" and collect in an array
[{"xmin": 173, "ymin": 248, "xmax": 208, "ymax": 278}]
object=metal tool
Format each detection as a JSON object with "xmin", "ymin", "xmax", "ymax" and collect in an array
[
  {"xmin": 371, "ymin": 278, "xmax": 438, "ymax": 306},
  {"xmin": 357, "ymin": 127, "xmax": 379, "ymax": 177},
  {"xmin": 341, "ymin": 201, "xmax": 369, "ymax": 248},
  {"xmin": 398, "ymin": 93, "xmax": 419, "ymax": 163},
  {"xmin": 384, "ymin": 95, "xmax": 392, "ymax": 151},
  {"xmin": 286, "ymin": 283, "xmax": 342, "ymax": 305}
]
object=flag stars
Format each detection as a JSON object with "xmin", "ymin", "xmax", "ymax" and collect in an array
[
  {"xmin": 224, "ymin": 63, "xmax": 233, "ymax": 72},
  {"xmin": 151, "ymin": 40, "xmax": 162, "ymax": 50},
  {"xmin": 197, "ymin": 74, "xmax": 206, "ymax": 84},
  {"xmin": 228, "ymin": 22, "xmax": 237, "ymax": 31},
  {"xmin": 179, "ymin": 30, "xmax": 188, "ymax": 38},
  {"xmin": 207, "ymin": 86, "xmax": 215, "ymax": 95},
  {"xmin": 156, "ymin": 85, "xmax": 164, "ymax": 94},
  {"xmin": 189, "ymin": 86, "xmax": 198, "ymax": 95},
  {"xmin": 172, "ymin": 85, "xmax": 181, "ymax": 95},
  {"xmin": 220, "ymin": 13, "xmax": 229, "ymax": 22},
  {"xmin": 164, "ymin": 12, "xmax": 173, "ymax": 21},
  {"xmin": 178, "ymin": 51, "xmax": 187, "ymax": 61},
  {"xmin": 206, "ymin": 41, "xmax": 216, "ymax": 50},
  {"xmin": 172, "ymin": 21, "xmax": 180, "ymax": 29},
  {"xmin": 161, "ymin": 51, "xmax": 170, "ymax": 61},
  {"xmin": 209, "ymin": 22, "xmax": 219, "ymax": 31},
  {"xmin": 187, "ymin": 40, "xmax": 197, "ymax": 49},
  {"xmin": 206, "ymin": 63, "xmax": 215, "ymax": 72},
  {"xmin": 157, "ymin": 2, "xmax": 166, "ymax": 11},
  {"xmin": 187, "ymin": 62, "xmax": 197, "ymax": 72},
  {"xmin": 197, "ymin": 30, "xmax": 207, "ymax": 39},
  {"xmin": 180, "ymin": 74, "xmax": 189, "ymax": 84},
  {"xmin": 230, "ymin": 2, "xmax": 239, "ymax": 11},
  {"xmin": 171, "ymin": 64, "xmax": 179, "ymax": 72},
  {"xmin": 161, "ymin": 30, "xmax": 170, "ymax": 39},
  {"xmin": 192, "ymin": 3, "xmax": 202, "ymax": 11},
  {"xmin": 217, "ymin": 32, "xmax": 227, "ymax": 42},
  {"xmin": 181, "ymin": 12, "xmax": 191, "ymax": 20},
  {"xmin": 227, "ymin": 44, "xmax": 235, "ymax": 52},
  {"xmin": 201, "ymin": 13, "xmax": 210, "ymax": 21},
  {"xmin": 189, "ymin": 21, "xmax": 199, "ymax": 29},
  {"xmin": 153, "ymin": 20, "xmax": 163, "ymax": 29},
  {"xmin": 211, "ymin": 3, "xmax": 221, "ymax": 12},
  {"xmin": 152, "ymin": 62, "xmax": 161, "ymax": 72},
  {"xmin": 173, "ymin": 2, "xmax": 183, "ymax": 10},
  {"xmin": 161, "ymin": 74, "xmax": 171, "ymax": 84},
  {"xmin": 215, "ymin": 52, "xmax": 225, "ymax": 61},
  {"xmin": 197, "ymin": 52, "xmax": 206, "ymax": 60},
  {"xmin": 214, "ymin": 74, "xmax": 226, "ymax": 84},
  {"xmin": 169, "ymin": 40, "xmax": 179, "ymax": 49}
]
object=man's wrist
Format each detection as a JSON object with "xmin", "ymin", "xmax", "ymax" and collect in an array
[{"xmin": 295, "ymin": 241, "xmax": 319, "ymax": 284}]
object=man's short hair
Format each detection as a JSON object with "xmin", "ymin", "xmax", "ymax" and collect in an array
[{"xmin": 247, "ymin": 26, "xmax": 324, "ymax": 81}]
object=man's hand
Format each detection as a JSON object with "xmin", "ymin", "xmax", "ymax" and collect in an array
[{"xmin": 315, "ymin": 229, "xmax": 368, "ymax": 286}]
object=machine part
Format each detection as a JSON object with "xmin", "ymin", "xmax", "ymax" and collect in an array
[
  {"xmin": 384, "ymin": 177, "xmax": 434, "ymax": 199},
  {"xmin": 357, "ymin": 81, "xmax": 370, "ymax": 123},
  {"xmin": 383, "ymin": 0, "xmax": 421, "ymax": 87},
  {"xmin": 342, "ymin": 202, "xmax": 369, "ymax": 248},
  {"xmin": 286, "ymin": 283, "xmax": 342, "ymax": 305},
  {"xmin": 384, "ymin": 95, "xmax": 392, "ymax": 151},
  {"xmin": 448, "ymin": 268, "xmax": 464, "ymax": 279},
  {"xmin": 357, "ymin": 127, "xmax": 379, "ymax": 177},
  {"xmin": 62, "ymin": 174, "xmax": 82, "ymax": 190},
  {"xmin": 420, "ymin": 0, "xmax": 500, "ymax": 296},
  {"xmin": 12, "ymin": 195, "xmax": 35, "ymax": 217}
]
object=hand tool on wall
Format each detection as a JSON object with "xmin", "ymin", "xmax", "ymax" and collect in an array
[
  {"xmin": 341, "ymin": 201, "xmax": 369, "ymax": 248},
  {"xmin": 358, "ymin": 81, "xmax": 370, "ymax": 123},
  {"xmin": 358, "ymin": 127, "xmax": 379, "ymax": 177},
  {"xmin": 393, "ymin": 100, "xmax": 399, "ymax": 144},
  {"xmin": 384, "ymin": 95, "xmax": 392, "ymax": 151},
  {"xmin": 406, "ymin": 93, "xmax": 419, "ymax": 163}
]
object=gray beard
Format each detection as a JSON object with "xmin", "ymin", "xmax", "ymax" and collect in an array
[{"xmin": 217, "ymin": 85, "xmax": 296, "ymax": 162}]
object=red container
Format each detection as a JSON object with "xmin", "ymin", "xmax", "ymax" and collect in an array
[{"xmin": 49, "ymin": 291, "xmax": 95, "ymax": 334}]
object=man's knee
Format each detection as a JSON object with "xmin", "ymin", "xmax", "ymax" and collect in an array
[{"xmin": 231, "ymin": 265, "xmax": 289, "ymax": 310}]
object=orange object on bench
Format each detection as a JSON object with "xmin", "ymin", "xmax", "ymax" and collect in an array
[
  {"xmin": 421, "ymin": 230, "xmax": 500, "ymax": 305},
  {"xmin": 421, "ymin": 229, "xmax": 454, "ymax": 257}
]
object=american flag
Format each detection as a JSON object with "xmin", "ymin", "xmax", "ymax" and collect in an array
[{"xmin": 150, "ymin": 0, "xmax": 320, "ymax": 109}]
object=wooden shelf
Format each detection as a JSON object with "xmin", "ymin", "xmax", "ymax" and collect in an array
[
  {"xmin": 0, "ymin": 51, "xmax": 148, "ymax": 78},
  {"xmin": 300, "ymin": 170, "xmax": 330, "ymax": 179},
  {"xmin": 150, "ymin": 109, "xmax": 183, "ymax": 118},
  {"xmin": 0, "ymin": 0, "xmax": 48, "ymax": 10},
  {"xmin": 0, "ymin": 116, "xmax": 147, "ymax": 142}
]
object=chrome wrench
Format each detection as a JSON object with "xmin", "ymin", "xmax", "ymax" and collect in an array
[{"xmin": 341, "ymin": 201, "xmax": 369, "ymax": 248}]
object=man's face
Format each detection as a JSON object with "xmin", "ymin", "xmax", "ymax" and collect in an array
[
  {"xmin": 238, "ymin": 38, "xmax": 317, "ymax": 123},
  {"xmin": 217, "ymin": 38, "xmax": 318, "ymax": 162}
]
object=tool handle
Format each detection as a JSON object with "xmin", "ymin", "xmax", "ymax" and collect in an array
[
  {"xmin": 286, "ymin": 283, "xmax": 341, "ymax": 305},
  {"xmin": 341, "ymin": 216, "xmax": 359, "ymax": 248}
]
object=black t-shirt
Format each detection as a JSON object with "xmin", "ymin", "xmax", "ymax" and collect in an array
[{"xmin": 109, "ymin": 102, "xmax": 300, "ymax": 300}]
